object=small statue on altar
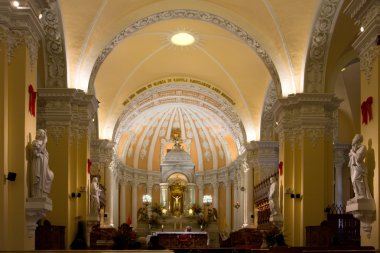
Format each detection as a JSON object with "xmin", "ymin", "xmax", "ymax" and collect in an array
[
  {"xmin": 349, "ymin": 134, "xmax": 372, "ymax": 200},
  {"xmin": 172, "ymin": 195, "xmax": 182, "ymax": 210},
  {"xmin": 90, "ymin": 177, "xmax": 101, "ymax": 216},
  {"xmin": 30, "ymin": 129, "xmax": 54, "ymax": 198}
]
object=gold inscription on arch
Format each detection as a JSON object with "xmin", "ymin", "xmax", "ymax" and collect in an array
[{"xmin": 122, "ymin": 77, "xmax": 235, "ymax": 106}]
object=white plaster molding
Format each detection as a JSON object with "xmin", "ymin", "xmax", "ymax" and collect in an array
[
  {"xmin": 40, "ymin": 6, "xmax": 67, "ymax": 87},
  {"xmin": 304, "ymin": 0, "xmax": 342, "ymax": 93},
  {"xmin": 345, "ymin": 0, "xmax": 380, "ymax": 82},
  {"xmin": 25, "ymin": 197, "xmax": 52, "ymax": 238}
]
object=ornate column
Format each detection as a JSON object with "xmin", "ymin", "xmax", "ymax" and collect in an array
[
  {"xmin": 0, "ymin": 1, "xmax": 45, "ymax": 249},
  {"xmin": 233, "ymin": 171, "xmax": 240, "ymax": 231},
  {"xmin": 247, "ymin": 141, "xmax": 278, "ymax": 228},
  {"xmin": 131, "ymin": 181, "xmax": 138, "ymax": 228},
  {"xmin": 334, "ymin": 144, "xmax": 350, "ymax": 205},
  {"xmin": 113, "ymin": 176, "xmax": 120, "ymax": 227},
  {"xmin": 248, "ymin": 141, "xmax": 279, "ymax": 185},
  {"xmin": 187, "ymin": 183, "xmax": 196, "ymax": 208},
  {"xmin": 242, "ymin": 159, "xmax": 253, "ymax": 227},
  {"xmin": 345, "ymin": 1, "xmax": 380, "ymax": 244},
  {"xmin": 273, "ymin": 93, "xmax": 340, "ymax": 246},
  {"xmin": 197, "ymin": 176, "xmax": 204, "ymax": 207},
  {"xmin": 212, "ymin": 180, "xmax": 219, "ymax": 211},
  {"xmin": 225, "ymin": 178, "xmax": 232, "ymax": 230},
  {"xmin": 90, "ymin": 139, "xmax": 115, "ymax": 226},
  {"xmin": 119, "ymin": 183, "xmax": 127, "ymax": 224},
  {"xmin": 147, "ymin": 180, "xmax": 153, "ymax": 217},
  {"xmin": 159, "ymin": 183, "xmax": 169, "ymax": 208}
]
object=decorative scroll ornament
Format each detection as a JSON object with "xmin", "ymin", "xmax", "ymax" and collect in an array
[
  {"xmin": 40, "ymin": 7, "xmax": 67, "ymax": 87},
  {"xmin": 304, "ymin": 0, "xmax": 341, "ymax": 93}
]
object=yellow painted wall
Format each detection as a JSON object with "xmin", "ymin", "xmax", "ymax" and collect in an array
[
  {"xmin": 360, "ymin": 57, "xmax": 380, "ymax": 248},
  {"xmin": 7, "ymin": 43, "xmax": 37, "ymax": 250}
]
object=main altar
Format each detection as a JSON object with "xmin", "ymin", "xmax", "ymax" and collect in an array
[{"xmin": 135, "ymin": 134, "xmax": 219, "ymax": 248}]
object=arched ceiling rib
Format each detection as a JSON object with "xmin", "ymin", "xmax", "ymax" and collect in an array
[{"xmin": 59, "ymin": 0, "xmax": 322, "ymax": 142}]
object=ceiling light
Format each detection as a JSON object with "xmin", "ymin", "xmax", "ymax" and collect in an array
[
  {"xmin": 360, "ymin": 26, "xmax": 364, "ymax": 32},
  {"xmin": 12, "ymin": 1, "xmax": 19, "ymax": 7},
  {"xmin": 170, "ymin": 32, "xmax": 195, "ymax": 46},
  {"xmin": 341, "ymin": 67, "xmax": 346, "ymax": 72},
  {"xmin": 38, "ymin": 13, "xmax": 43, "ymax": 19}
]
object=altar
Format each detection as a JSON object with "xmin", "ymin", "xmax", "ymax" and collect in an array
[{"xmin": 153, "ymin": 232, "xmax": 208, "ymax": 249}]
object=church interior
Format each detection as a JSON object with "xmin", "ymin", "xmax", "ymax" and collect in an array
[{"xmin": 1, "ymin": 0, "xmax": 380, "ymax": 251}]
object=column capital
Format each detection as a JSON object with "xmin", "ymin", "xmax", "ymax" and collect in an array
[
  {"xmin": 38, "ymin": 88, "xmax": 98, "ymax": 136},
  {"xmin": 345, "ymin": 0, "xmax": 380, "ymax": 81},
  {"xmin": 273, "ymin": 93, "xmax": 341, "ymax": 144}
]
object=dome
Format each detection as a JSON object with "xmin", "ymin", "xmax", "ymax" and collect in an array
[{"xmin": 114, "ymin": 83, "xmax": 244, "ymax": 172}]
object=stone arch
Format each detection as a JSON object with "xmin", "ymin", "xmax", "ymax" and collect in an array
[
  {"xmin": 304, "ymin": 0, "xmax": 344, "ymax": 93},
  {"xmin": 87, "ymin": 9, "xmax": 282, "ymax": 97}
]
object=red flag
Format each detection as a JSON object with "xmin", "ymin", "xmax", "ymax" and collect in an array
[
  {"xmin": 127, "ymin": 216, "xmax": 132, "ymax": 225},
  {"xmin": 87, "ymin": 159, "xmax": 92, "ymax": 174},
  {"xmin": 279, "ymin": 161, "xmax": 283, "ymax": 176},
  {"xmin": 28, "ymin": 84, "xmax": 37, "ymax": 117}
]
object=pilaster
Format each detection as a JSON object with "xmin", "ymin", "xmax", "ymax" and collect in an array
[
  {"xmin": 334, "ymin": 144, "xmax": 351, "ymax": 205},
  {"xmin": 37, "ymin": 88, "xmax": 98, "ymax": 248},
  {"xmin": 345, "ymin": 0, "xmax": 380, "ymax": 247},
  {"xmin": 273, "ymin": 93, "xmax": 340, "ymax": 246}
]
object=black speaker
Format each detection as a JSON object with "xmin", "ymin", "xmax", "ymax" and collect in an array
[{"xmin": 6, "ymin": 172, "xmax": 16, "ymax": 181}]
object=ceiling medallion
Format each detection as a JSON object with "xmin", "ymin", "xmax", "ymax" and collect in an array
[{"xmin": 170, "ymin": 32, "xmax": 196, "ymax": 46}]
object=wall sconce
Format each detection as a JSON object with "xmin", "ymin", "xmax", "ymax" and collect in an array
[
  {"xmin": 71, "ymin": 192, "xmax": 81, "ymax": 198},
  {"xmin": 4, "ymin": 172, "xmax": 17, "ymax": 182},
  {"xmin": 240, "ymin": 187, "xmax": 246, "ymax": 191},
  {"xmin": 234, "ymin": 201, "xmax": 240, "ymax": 209},
  {"xmin": 203, "ymin": 195, "xmax": 212, "ymax": 206}
]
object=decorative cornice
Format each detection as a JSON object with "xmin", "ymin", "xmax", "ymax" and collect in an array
[
  {"xmin": 345, "ymin": 0, "xmax": 380, "ymax": 82},
  {"xmin": 88, "ymin": 9, "xmax": 282, "ymax": 97},
  {"xmin": 304, "ymin": 0, "xmax": 342, "ymax": 93},
  {"xmin": 37, "ymin": 88, "xmax": 99, "ymax": 142},
  {"xmin": 0, "ymin": 1, "xmax": 44, "ymax": 69}
]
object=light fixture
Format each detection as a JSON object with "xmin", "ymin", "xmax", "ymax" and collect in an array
[
  {"xmin": 12, "ymin": 1, "xmax": 19, "ymax": 7},
  {"xmin": 170, "ymin": 32, "xmax": 195, "ymax": 46},
  {"xmin": 188, "ymin": 208, "xmax": 193, "ymax": 215},
  {"xmin": 38, "ymin": 13, "xmax": 43, "ymax": 19},
  {"xmin": 202, "ymin": 195, "xmax": 212, "ymax": 206},
  {"xmin": 234, "ymin": 201, "xmax": 240, "ymax": 209},
  {"xmin": 142, "ymin": 194, "xmax": 152, "ymax": 205},
  {"xmin": 360, "ymin": 26, "xmax": 364, "ymax": 32},
  {"xmin": 341, "ymin": 67, "xmax": 346, "ymax": 72}
]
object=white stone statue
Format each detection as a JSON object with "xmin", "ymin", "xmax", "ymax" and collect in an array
[
  {"xmin": 268, "ymin": 177, "xmax": 279, "ymax": 216},
  {"xmin": 348, "ymin": 134, "xmax": 372, "ymax": 200},
  {"xmin": 90, "ymin": 177, "xmax": 101, "ymax": 216},
  {"xmin": 30, "ymin": 129, "xmax": 54, "ymax": 198}
]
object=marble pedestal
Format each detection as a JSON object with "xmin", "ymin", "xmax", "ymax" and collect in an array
[
  {"xmin": 87, "ymin": 215, "xmax": 100, "ymax": 246},
  {"xmin": 25, "ymin": 197, "xmax": 53, "ymax": 238},
  {"xmin": 346, "ymin": 198, "xmax": 376, "ymax": 239},
  {"xmin": 269, "ymin": 213, "xmax": 283, "ymax": 229}
]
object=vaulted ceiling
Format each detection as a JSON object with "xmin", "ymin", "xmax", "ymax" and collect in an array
[{"xmin": 58, "ymin": 0, "xmax": 323, "ymax": 169}]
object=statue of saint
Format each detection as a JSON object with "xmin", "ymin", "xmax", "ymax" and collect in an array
[
  {"xmin": 30, "ymin": 129, "xmax": 54, "ymax": 198},
  {"xmin": 268, "ymin": 177, "xmax": 279, "ymax": 216},
  {"xmin": 349, "ymin": 134, "xmax": 372, "ymax": 200},
  {"xmin": 90, "ymin": 177, "xmax": 101, "ymax": 215}
]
